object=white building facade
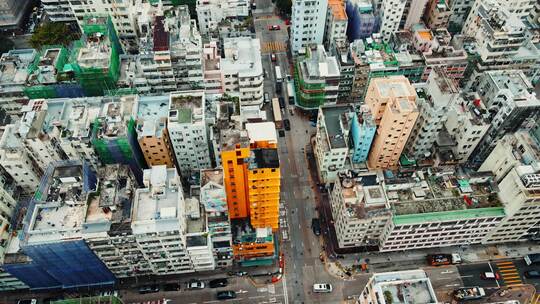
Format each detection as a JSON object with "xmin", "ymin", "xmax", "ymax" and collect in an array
[{"xmin": 291, "ymin": 0, "xmax": 329, "ymax": 52}]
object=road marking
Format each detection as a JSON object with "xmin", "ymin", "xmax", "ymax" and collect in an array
[
  {"xmin": 249, "ymin": 296, "xmax": 267, "ymax": 299},
  {"xmin": 502, "ymin": 275, "xmax": 520, "ymax": 279},
  {"xmin": 282, "ymin": 274, "xmax": 289, "ymax": 304},
  {"xmin": 488, "ymin": 261, "xmax": 500, "ymax": 288},
  {"xmin": 499, "ymin": 268, "xmax": 519, "ymax": 272},
  {"xmin": 496, "ymin": 261, "xmax": 514, "ymax": 265},
  {"xmin": 203, "ymin": 301, "xmax": 219, "ymax": 304},
  {"xmin": 506, "ymin": 283, "xmax": 524, "ymax": 287},
  {"xmin": 460, "ymin": 275, "xmax": 474, "ymax": 278},
  {"xmin": 497, "ymin": 265, "xmax": 516, "ymax": 269}
]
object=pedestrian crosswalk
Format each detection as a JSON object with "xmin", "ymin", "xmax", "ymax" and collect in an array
[
  {"xmin": 526, "ymin": 293, "xmax": 540, "ymax": 304},
  {"xmin": 495, "ymin": 261, "xmax": 523, "ymax": 287},
  {"xmin": 261, "ymin": 41, "xmax": 287, "ymax": 53}
]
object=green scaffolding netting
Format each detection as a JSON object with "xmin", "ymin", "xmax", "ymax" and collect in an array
[{"xmin": 64, "ymin": 15, "xmax": 121, "ymax": 97}]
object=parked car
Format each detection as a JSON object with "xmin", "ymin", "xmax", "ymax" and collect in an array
[
  {"xmin": 186, "ymin": 279, "xmax": 205, "ymax": 289},
  {"xmin": 279, "ymin": 130, "xmax": 285, "ymax": 137},
  {"xmin": 17, "ymin": 300, "xmax": 37, "ymax": 304},
  {"xmin": 268, "ymin": 25, "xmax": 280, "ymax": 31},
  {"xmin": 138, "ymin": 285, "xmax": 159, "ymax": 294},
  {"xmin": 209, "ymin": 278, "xmax": 228, "ymax": 288},
  {"xmin": 217, "ymin": 290, "xmax": 237, "ymax": 300},
  {"xmin": 524, "ymin": 270, "xmax": 540, "ymax": 278},
  {"xmin": 283, "ymin": 119, "xmax": 291, "ymax": 131},
  {"xmin": 228, "ymin": 271, "xmax": 248, "ymax": 277},
  {"xmin": 480, "ymin": 272, "xmax": 500, "ymax": 280},
  {"xmin": 264, "ymin": 92, "xmax": 270, "ymax": 103},
  {"xmin": 312, "ymin": 218, "xmax": 321, "ymax": 235},
  {"xmin": 271, "ymin": 53, "xmax": 277, "ymax": 62}
]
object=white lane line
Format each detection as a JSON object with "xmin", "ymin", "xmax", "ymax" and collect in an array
[
  {"xmin": 249, "ymin": 296, "xmax": 267, "ymax": 299},
  {"xmin": 488, "ymin": 261, "xmax": 500, "ymax": 288},
  {"xmin": 282, "ymin": 274, "xmax": 289, "ymax": 304},
  {"xmin": 203, "ymin": 301, "xmax": 219, "ymax": 304}
]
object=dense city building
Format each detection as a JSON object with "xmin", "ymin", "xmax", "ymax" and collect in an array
[{"xmin": 291, "ymin": 0, "xmax": 329, "ymax": 52}]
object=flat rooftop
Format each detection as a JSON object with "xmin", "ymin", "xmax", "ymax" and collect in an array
[
  {"xmin": 170, "ymin": 91, "xmax": 204, "ymax": 124},
  {"xmin": 375, "ymin": 77, "xmax": 416, "ymax": 98},
  {"xmin": 338, "ymin": 172, "xmax": 390, "ymax": 220},
  {"xmin": 95, "ymin": 96, "xmax": 136, "ymax": 139},
  {"xmin": 222, "ymin": 37, "xmax": 263, "ymax": 77},
  {"xmin": 385, "ymin": 168, "xmax": 502, "ymax": 216},
  {"xmin": 27, "ymin": 162, "xmax": 90, "ymax": 244},
  {"xmin": 136, "ymin": 95, "xmax": 169, "ymax": 137},
  {"xmin": 328, "ymin": 0, "xmax": 347, "ymax": 20},
  {"xmin": 245, "ymin": 122, "xmax": 277, "ymax": 144},
  {"xmin": 0, "ymin": 49, "xmax": 35, "ymax": 84},
  {"xmin": 488, "ymin": 70, "xmax": 533, "ymax": 98},
  {"xmin": 77, "ymin": 36, "xmax": 111, "ymax": 69},
  {"xmin": 322, "ymin": 105, "xmax": 353, "ymax": 149},
  {"xmin": 370, "ymin": 270, "xmax": 438, "ymax": 304},
  {"xmin": 85, "ymin": 165, "xmax": 134, "ymax": 226}
]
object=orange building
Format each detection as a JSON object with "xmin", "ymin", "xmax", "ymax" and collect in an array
[
  {"xmin": 221, "ymin": 122, "xmax": 280, "ymax": 262},
  {"xmin": 365, "ymin": 76, "xmax": 419, "ymax": 169},
  {"xmin": 221, "ymin": 137, "xmax": 250, "ymax": 219},
  {"xmin": 135, "ymin": 95, "xmax": 175, "ymax": 168}
]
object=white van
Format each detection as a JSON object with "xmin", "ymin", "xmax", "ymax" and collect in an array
[{"xmin": 313, "ymin": 283, "xmax": 333, "ymax": 293}]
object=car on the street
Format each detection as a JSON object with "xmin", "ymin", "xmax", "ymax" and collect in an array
[
  {"xmin": 163, "ymin": 283, "xmax": 181, "ymax": 291},
  {"xmin": 480, "ymin": 272, "xmax": 500, "ymax": 280},
  {"xmin": 312, "ymin": 218, "xmax": 321, "ymax": 235},
  {"xmin": 186, "ymin": 279, "xmax": 205, "ymax": 289},
  {"xmin": 209, "ymin": 278, "xmax": 228, "ymax": 288},
  {"xmin": 228, "ymin": 271, "xmax": 248, "ymax": 277},
  {"xmin": 99, "ymin": 290, "xmax": 119, "ymax": 297},
  {"xmin": 313, "ymin": 283, "xmax": 333, "ymax": 293},
  {"xmin": 216, "ymin": 290, "xmax": 237, "ymax": 300},
  {"xmin": 279, "ymin": 130, "xmax": 285, "ymax": 137},
  {"xmin": 283, "ymin": 119, "xmax": 291, "ymax": 131},
  {"xmin": 264, "ymin": 92, "xmax": 270, "ymax": 103},
  {"xmin": 271, "ymin": 53, "xmax": 277, "ymax": 62},
  {"xmin": 138, "ymin": 285, "xmax": 159, "ymax": 294},
  {"xmin": 524, "ymin": 270, "xmax": 540, "ymax": 278},
  {"xmin": 268, "ymin": 25, "xmax": 280, "ymax": 31},
  {"xmin": 17, "ymin": 300, "xmax": 37, "ymax": 304}
]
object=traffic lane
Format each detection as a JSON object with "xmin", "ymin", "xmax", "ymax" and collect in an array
[
  {"xmin": 457, "ymin": 263, "xmax": 500, "ymax": 288},
  {"xmin": 513, "ymin": 259, "xmax": 540, "ymax": 289},
  {"xmin": 122, "ymin": 280, "xmax": 285, "ymax": 304}
]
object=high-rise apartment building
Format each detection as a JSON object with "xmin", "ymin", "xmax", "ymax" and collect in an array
[
  {"xmin": 222, "ymin": 37, "xmax": 264, "ymax": 109},
  {"xmin": 403, "ymin": 0, "xmax": 429, "ymax": 29},
  {"xmin": 484, "ymin": 164, "xmax": 540, "ymax": 243},
  {"xmin": 423, "ymin": 0, "xmax": 451, "ymax": 29},
  {"xmin": 407, "ymin": 69, "xmax": 459, "ymax": 159},
  {"xmin": 220, "ymin": 123, "xmax": 279, "ymax": 264},
  {"xmin": 462, "ymin": 0, "xmax": 540, "ymax": 86},
  {"xmin": 295, "ymin": 45, "xmax": 341, "ymax": 109},
  {"xmin": 4, "ymin": 160, "xmax": 116, "ymax": 290},
  {"xmin": 331, "ymin": 171, "xmax": 391, "ymax": 248},
  {"xmin": 314, "ymin": 105, "xmax": 354, "ymax": 183},
  {"xmin": 134, "ymin": 95, "xmax": 175, "ymax": 168},
  {"xmin": 359, "ymin": 270, "xmax": 438, "ymax": 304},
  {"xmin": 291, "ymin": 0, "xmax": 329, "ymax": 52},
  {"xmin": 195, "ymin": 0, "xmax": 250, "ymax": 35},
  {"xmin": 350, "ymin": 106, "xmax": 377, "ymax": 164},
  {"xmin": 0, "ymin": 49, "xmax": 36, "ymax": 116},
  {"xmin": 470, "ymin": 70, "xmax": 540, "ymax": 165},
  {"xmin": 202, "ymin": 42, "xmax": 224, "ymax": 94},
  {"xmin": 378, "ymin": 0, "xmax": 407, "ymax": 42},
  {"xmin": 0, "ymin": 125, "xmax": 41, "ymax": 194},
  {"xmin": 324, "ymin": 0, "xmax": 348, "ymax": 49},
  {"xmin": 200, "ymin": 169, "xmax": 233, "ymax": 268},
  {"xmin": 366, "ymin": 76, "xmax": 419, "ymax": 169},
  {"xmin": 168, "ymin": 91, "xmax": 212, "ymax": 181},
  {"xmin": 41, "ymin": 0, "xmax": 76, "ymax": 22},
  {"xmin": 0, "ymin": 0, "xmax": 32, "ymax": 29}
]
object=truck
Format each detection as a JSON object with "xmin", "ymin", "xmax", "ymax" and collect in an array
[
  {"xmin": 427, "ymin": 253, "xmax": 462, "ymax": 266},
  {"xmin": 454, "ymin": 287, "xmax": 486, "ymax": 301},
  {"xmin": 286, "ymin": 80, "xmax": 296, "ymax": 106},
  {"xmin": 524, "ymin": 253, "xmax": 540, "ymax": 265},
  {"xmin": 272, "ymin": 98, "xmax": 282, "ymax": 129},
  {"xmin": 275, "ymin": 66, "xmax": 283, "ymax": 83}
]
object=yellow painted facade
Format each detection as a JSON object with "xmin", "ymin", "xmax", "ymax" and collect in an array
[{"xmin": 221, "ymin": 144, "xmax": 250, "ymax": 219}]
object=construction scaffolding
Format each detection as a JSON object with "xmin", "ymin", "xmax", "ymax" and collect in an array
[
  {"xmin": 63, "ymin": 15, "xmax": 122, "ymax": 97},
  {"xmin": 91, "ymin": 117, "xmax": 145, "ymax": 185},
  {"xmin": 294, "ymin": 63, "xmax": 326, "ymax": 109}
]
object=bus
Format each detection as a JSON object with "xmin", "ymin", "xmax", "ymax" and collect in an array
[
  {"xmin": 275, "ymin": 66, "xmax": 283, "ymax": 83},
  {"xmin": 286, "ymin": 80, "xmax": 296, "ymax": 105},
  {"xmin": 272, "ymin": 98, "xmax": 282, "ymax": 129}
]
